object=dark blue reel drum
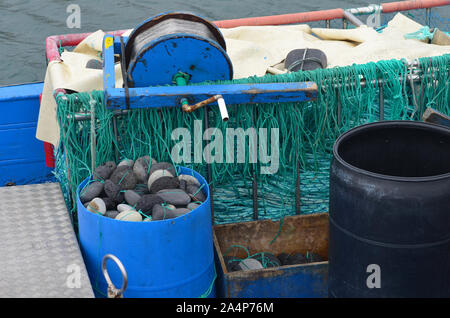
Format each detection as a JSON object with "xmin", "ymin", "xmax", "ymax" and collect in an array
[{"xmin": 124, "ymin": 12, "xmax": 233, "ymax": 87}]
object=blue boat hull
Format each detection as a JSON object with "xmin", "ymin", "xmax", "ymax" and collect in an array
[{"xmin": 0, "ymin": 82, "xmax": 53, "ymax": 185}]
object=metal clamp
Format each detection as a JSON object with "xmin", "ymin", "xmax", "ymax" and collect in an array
[
  {"xmin": 102, "ymin": 254, "xmax": 128, "ymax": 298},
  {"xmin": 365, "ymin": 4, "xmax": 381, "ymax": 28}
]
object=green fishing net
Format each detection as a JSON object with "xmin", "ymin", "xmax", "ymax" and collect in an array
[{"xmin": 55, "ymin": 54, "xmax": 450, "ymax": 227}]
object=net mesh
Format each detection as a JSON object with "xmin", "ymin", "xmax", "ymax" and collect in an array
[{"xmin": 55, "ymin": 51, "xmax": 450, "ymax": 227}]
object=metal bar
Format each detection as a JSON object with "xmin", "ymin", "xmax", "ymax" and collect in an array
[
  {"xmin": 251, "ymin": 108, "xmax": 258, "ymax": 220},
  {"xmin": 68, "ymin": 109, "xmax": 130, "ymax": 121},
  {"xmin": 329, "ymin": 73, "xmax": 423, "ymax": 90},
  {"xmin": 348, "ymin": 4, "xmax": 382, "ymax": 15},
  {"xmin": 102, "ymin": 34, "xmax": 116, "ymax": 91},
  {"xmin": 326, "ymin": 20, "xmax": 331, "ymax": 28},
  {"xmin": 379, "ymin": 82, "xmax": 385, "ymax": 121},
  {"xmin": 120, "ymin": 36, "xmax": 131, "ymax": 109},
  {"xmin": 343, "ymin": 10, "xmax": 366, "ymax": 26},
  {"xmin": 70, "ymin": 72, "xmax": 439, "ymax": 121},
  {"xmin": 90, "ymin": 96, "xmax": 97, "ymax": 171},
  {"xmin": 420, "ymin": 80, "xmax": 425, "ymax": 116},
  {"xmin": 295, "ymin": 155, "xmax": 301, "ymax": 215},
  {"xmin": 181, "ymin": 95, "xmax": 221, "ymax": 113},
  {"xmin": 203, "ymin": 107, "xmax": 215, "ymax": 225},
  {"xmin": 426, "ymin": 7, "xmax": 431, "ymax": 27},
  {"xmin": 112, "ymin": 116, "xmax": 120, "ymax": 162},
  {"xmin": 337, "ymin": 90, "xmax": 341, "ymax": 125},
  {"xmin": 408, "ymin": 64, "xmax": 420, "ymax": 119},
  {"xmin": 203, "ymin": 108, "xmax": 212, "ymax": 184},
  {"xmin": 105, "ymin": 82, "xmax": 318, "ymax": 110},
  {"xmin": 342, "ymin": 18, "xmax": 348, "ymax": 29}
]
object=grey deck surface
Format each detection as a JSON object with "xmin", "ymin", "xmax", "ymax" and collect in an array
[{"xmin": 0, "ymin": 183, "xmax": 94, "ymax": 298}]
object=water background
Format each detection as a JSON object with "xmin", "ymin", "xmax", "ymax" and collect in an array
[{"xmin": 0, "ymin": 0, "xmax": 448, "ymax": 85}]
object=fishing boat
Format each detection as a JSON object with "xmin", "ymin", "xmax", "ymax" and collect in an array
[{"xmin": 0, "ymin": 0, "xmax": 449, "ymax": 298}]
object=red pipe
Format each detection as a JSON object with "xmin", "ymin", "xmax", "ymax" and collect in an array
[
  {"xmin": 382, "ymin": 0, "xmax": 449, "ymax": 13},
  {"xmin": 214, "ymin": 0, "xmax": 449, "ymax": 28},
  {"xmin": 45, "ymin": 0, "xmax": 449, "ymax": 63},
  {"xmin": 46, "ymin": 29, "xmax": 128, "ymax": 62},
  {"xmin": 43, "ymin": 141, "xmax": 55, "ymax": 168},
  {"xmin": 214, "ymin": 8, "xmax": 344, "ymax": 28}
]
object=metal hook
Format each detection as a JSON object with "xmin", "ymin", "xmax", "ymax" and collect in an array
[{"xmin": 102, "ymin": 254, "xmax": 128, "ymax": 298}]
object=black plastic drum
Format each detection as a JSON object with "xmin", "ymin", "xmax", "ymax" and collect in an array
[{"xmin": 329, "ymin": 121, "xmax": 450, "ymax": 297}]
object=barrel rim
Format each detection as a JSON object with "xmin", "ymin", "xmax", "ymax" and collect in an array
[
  {"xmin": 333, "ymin": 120, "xmax": 450, "ymax": 182},
  {"xmin": 77, "ymin": 166, "xmax": 210, "ymax": 224}
]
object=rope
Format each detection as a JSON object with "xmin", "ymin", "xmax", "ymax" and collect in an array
[
  {"xmin": 404, "ymin": 26, "xmax": 436, "ymax": 41},
  {"xmin": 198, "ymin": 265, "xmax": 217, "ymax": 298},
  {"xmin": 58, "ymin": 36, "xmax": 64, "ymax": 55}
]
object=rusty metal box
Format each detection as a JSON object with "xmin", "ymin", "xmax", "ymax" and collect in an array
[{"xmin": 213, "ymin": 213, "xmax": 329, "ymax": 297}]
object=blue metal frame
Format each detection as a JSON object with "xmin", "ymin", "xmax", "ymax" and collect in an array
[{"xmin": 102, "ymin": 34, "xmax": 318, "ymax": 110}]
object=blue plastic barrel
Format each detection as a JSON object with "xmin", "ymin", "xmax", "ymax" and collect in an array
[{"xmin": 77, "ymin": 166, "xmax": 215, "ymax": 298}]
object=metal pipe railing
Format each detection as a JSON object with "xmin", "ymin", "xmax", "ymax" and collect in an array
[
  {"xmin": 214, "ymin": 8, "xmax": 345, "ymax": 28},
  {"xmin": 343, "ymin": 10, "xmax": 366, "ymax": 27},
  {"xmin": 214, "ymin": 0, "xmax": 448, "ymax": 27},
  {"xmin": 45, "ymin": 0, "xmax": 450, "ymax": 63}
]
